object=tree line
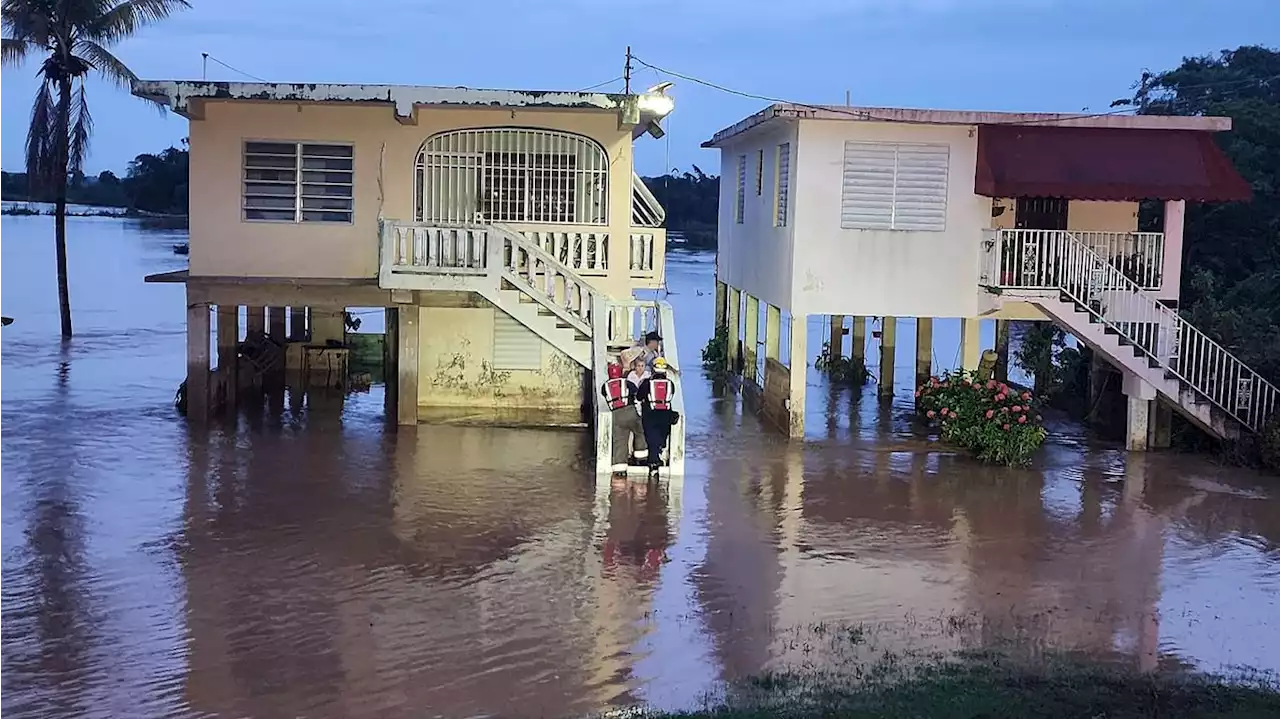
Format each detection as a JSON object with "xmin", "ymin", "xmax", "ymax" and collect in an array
[{"xmin": 2, "ymin": 143, "xmax": 189, "ymax": 216}]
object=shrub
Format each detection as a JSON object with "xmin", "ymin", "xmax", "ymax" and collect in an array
[
  {"xmin": 815, "ymin": 341, "xmax": 869, "ymax": 385},
  {"xmin": 702, "ymin": 323, "xmax": 729, "ymax": 372},
  {"xmin": 917, "ymin": 370, "xmax": 1048, "ymax": 466}
]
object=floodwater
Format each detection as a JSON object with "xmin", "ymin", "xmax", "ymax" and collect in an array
[{"xmin": 3, "ymin": 214, "xmax": 1279, "ymax": 718}]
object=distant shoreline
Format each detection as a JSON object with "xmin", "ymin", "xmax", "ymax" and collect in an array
[{"xmin": 1, "ymin": 201, "xmax": 187, "ymax": 220}]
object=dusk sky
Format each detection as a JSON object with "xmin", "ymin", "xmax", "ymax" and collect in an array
[{"xmin": 2, "ymin": 0, "xmax": 1277, "ymax": 178}]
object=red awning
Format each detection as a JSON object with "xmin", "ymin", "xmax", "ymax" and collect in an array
[{"xmin": 975, "ymin": 124, "xmax": 1251, "ymax": 202}]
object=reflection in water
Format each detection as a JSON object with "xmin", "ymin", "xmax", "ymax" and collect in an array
[{"xmin": 3, "ymin": 216, "xmax": 1280, "ymax": 718}]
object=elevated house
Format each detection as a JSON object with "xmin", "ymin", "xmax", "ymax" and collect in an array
[
  {"xmin": 704, "ymin": 104, "xmax": 1271, "ymax": 448},
  {"xmin": 139, "ymin": 80, "xmax": 683, "ymax": 473}
]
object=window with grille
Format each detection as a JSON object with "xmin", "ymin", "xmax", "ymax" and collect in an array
[
  {"xmin": 840, "ymin": 141, "xmax": 949, "ymax": 232},
  {"xmin": 416, "ymin": 128, "xmax": 607, "ymax": 225},
  {"xmin": 735, "ymin": 154, "xmax": 746, "ymax": 224},
  {"xmin": 242, "ymin": 141, "xmax": 353, "ymax": 223},
  {"xmin": 755, "ymin": 148, "xmax": 764, "ymax": 196},
  {"xmin": 775, "ymin": 143, "xmax": 791, "ymax": 227}
]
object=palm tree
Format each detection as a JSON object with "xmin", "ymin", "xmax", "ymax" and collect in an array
[{"xmin": 2, "ymin": 0, "xmax": 190, "ymax": 338}]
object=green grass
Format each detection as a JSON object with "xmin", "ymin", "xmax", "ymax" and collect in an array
[{"xmin": 636, "ymin": 650, "xmax": 1280, "ymax": 719}]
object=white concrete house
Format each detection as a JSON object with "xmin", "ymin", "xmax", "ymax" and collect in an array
[{"xmin": 704, "ymin": 104, "xmax": 1270, "ymax": 448}]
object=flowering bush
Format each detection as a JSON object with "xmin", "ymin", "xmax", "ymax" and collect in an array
[{"xmin": 916, "ymin": 370, "xmax": 1048, "ymax": 466}]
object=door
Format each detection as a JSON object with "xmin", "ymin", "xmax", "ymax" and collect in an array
[{"xmin": 1015, "ymin": 197, "xmax": 1068, "ymax": 230}]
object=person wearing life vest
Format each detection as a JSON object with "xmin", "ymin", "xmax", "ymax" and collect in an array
[
  {"xmin": 636, "ymin": 357, "xmax": 679, "ymax": 471},
  {"xmin": 600, "ymin": 360, "xmax": 647, "ymax": 474}
]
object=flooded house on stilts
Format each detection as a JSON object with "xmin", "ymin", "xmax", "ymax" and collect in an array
[
  {"xmin": 704, "ymin": 104, "xmax": 1273, "ymax": 448},
  {"xmin": 138, "ymin": 80, "xmax": 684, "ymax": 474}
]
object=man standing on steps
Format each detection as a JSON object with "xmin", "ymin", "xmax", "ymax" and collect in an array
[
  {"xmin": 637, "ymin": 357, "xmax": 679, "ymax": 476},
  {"xmin": 601, "ymin": 360, "xmax": 647, "ymax": 475}
]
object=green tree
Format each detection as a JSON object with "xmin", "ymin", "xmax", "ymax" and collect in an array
[
  {"xmin": 2, "ymin": 0, "xmax": 190, "ymax": 338},
  {"xmin": 643, "ymin": 167, "xmax": 720, "ymax": 247}
]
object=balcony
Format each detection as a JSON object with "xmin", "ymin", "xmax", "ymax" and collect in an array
[{"xmin": 990, "ymin": 229, "xmax": 1165, "ymax": 291}]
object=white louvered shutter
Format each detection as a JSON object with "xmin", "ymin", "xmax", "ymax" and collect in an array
[
  {"xmin": 840, "ymin": 142, "xmax": 897, "ymax": 230},
  {"xmin": 493, "ymin": 311, "xmax": 542, "ymax": 370},
  {"xmin": 892, "ymin": 144, "xmax": 949, "ymax": 231}
]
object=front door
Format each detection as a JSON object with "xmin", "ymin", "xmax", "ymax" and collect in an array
[{"xmin": 1015, "ymin": 197, "xmax": 1068, "ymax": 230}]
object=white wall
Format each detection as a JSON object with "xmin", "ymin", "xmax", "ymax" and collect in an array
[
  {"xmin": 789, "ymin": 120, "xmax": 988, "ymax": 319},
  {"xmin": 715, "ymin": 121, "xmax": 798, "ymax": 311}
]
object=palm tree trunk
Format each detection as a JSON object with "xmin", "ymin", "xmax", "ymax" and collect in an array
[{"xmin": 54, "ymin": 77, "xmax": 73, "ymax": 338}]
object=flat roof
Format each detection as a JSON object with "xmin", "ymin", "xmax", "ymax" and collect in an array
[
  {"xmin": 702, "ymin": 103, "xmax": 1233, "ymax": 148},
  {"xmin": 132, "ymin": 81, "xmax": 675, "ymax": 136}
]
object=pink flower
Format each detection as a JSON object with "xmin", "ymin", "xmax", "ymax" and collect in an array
[
  {"xmin": 1021, "ymin": 391, "xmax": 1031, "ymax": 401},
  {"xmin": 973, "ymin": 382, "xmax": 982, "ymax": 389},
  {"xmin": 940, "ymin": 408, "xmax": 949, "ymax": 415},
  {"xmin": 1001, "ymin": 407, "xmax": 1009, "ymax": 413},
  {"xmin": 914, "ymin": 389, "xmax": 921, "ymax": 397},
  {"xmin": 999, "ymin": 383, "xmax": 1010, "ymax": 394},
  {"xmin": 995, "ymin": 393, "xmax": 1006, "ymax": 402},
  {"xmin": 1002, "ymin": 423, "xmax": 1011, "ymax": 430},
  {"xmin": 1018, "ymin": 415, "xmax": 1028, "ymax": 424},
  {"xmin": 985, "ymin": 409, "xmax": 995, "ymax": 419},
  {"xmin": 1011, "ymin": 405, "xmax": 1021, "ymax": 413},
  {"xmin": 986, "ymin": 380, "xmax": 997, "ymax": 389},
  {"xmin": 927, "ymin": 410, "xmax": 936, "ymax": 419}
]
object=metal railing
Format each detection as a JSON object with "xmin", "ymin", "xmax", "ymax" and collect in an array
[
  {"xmin": 590, "ymin": 299, "xmax": 685, "ymax": 475},
  {"xmin": 496, "ymin": 223, "xmax": 597, "ymax": 334},
  {"xmin": 632, "ymin": 172, "xmax": 666, "ymax": 227},
  {"xmin": 982, "ymin": 230, "xmax": 1278, "ymax": 434},
  {"xmin": 506, "ymin": 224, "xmax": 610, "ymax": 276},
  {"xmin": 994, "ymin": 229, "xmax": 1165, "ymax": 291}
]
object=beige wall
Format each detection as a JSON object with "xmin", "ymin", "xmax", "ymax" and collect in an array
[
  {"xmin": 190, "ymin": 101, "xmax": 635, "ymax": 282},
  {"xmin": 416, "ymin": 305, "xmax": 584, "ymax": 417},
  {"xmin": 1067, "ymin": 201, "xmax": 1139, "ymax": 232}
]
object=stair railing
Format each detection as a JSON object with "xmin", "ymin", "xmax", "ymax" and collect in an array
[
  {"xmin": 490, "ymin": 223, "xmax": 598, "ymax": 336},
  {"xmin": 982, "ymin": 230, "xmax": 1278, "ymax": 434}
]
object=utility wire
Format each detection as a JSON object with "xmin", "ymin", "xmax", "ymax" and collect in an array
[
  {"xmin": 203, "ymin": 53, "xmax": 267, "ymax": 82},
  {"xmin": 577, "ymin": 75, "xmax": 625, "ymax": 92}
]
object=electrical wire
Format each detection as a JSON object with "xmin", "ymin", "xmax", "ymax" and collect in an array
[
  {"xmin": 577, "ymin": 76, "xmax": 625, "ymax": 92},
  {"xmin": 203, "ymin": 54, "xmax": 267, "ymax": 82}
]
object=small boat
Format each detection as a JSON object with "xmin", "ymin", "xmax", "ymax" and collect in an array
[
  {"xmin": 2, "ymin": 317, "xmax": 13, "ymax": 326},
  {"xmin": 173, "ymin": 243, "xmax": 190, "ymax": 255}
]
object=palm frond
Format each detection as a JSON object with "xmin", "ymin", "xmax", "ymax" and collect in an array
[
  {"xmin": 2, "ymin": 37, "xmax": 35, "ymax": 66},
  {"xmin": 69, "ymin": 80, "xmax": 93, "ymax": 174},
  {"xmin": 84, "ymin": 0, "xmax": 190, "ymax": 43},
  {"xmin": 2, "ymin": 0, "xmax": 55, "ymax": 47},
  {"xmin": 25, "ymin": 80, "xmax": 57, "ymax": 193},
  {"xmin": 74, "ymin": 39, "xmax": 135, "ymax": 88}
]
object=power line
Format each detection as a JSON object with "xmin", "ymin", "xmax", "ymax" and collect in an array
[
  {"xmin": 202, "ymin": 53, "xmax": 267, "ymax": 82},
  {"xmin": 577, "ymin": 76, "xmax": 624, "ymax": 92}
]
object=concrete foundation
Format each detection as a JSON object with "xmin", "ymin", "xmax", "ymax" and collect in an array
[{"xmin": 1122, "ymin": 373, "xmax": 1157, "ymax": 451}]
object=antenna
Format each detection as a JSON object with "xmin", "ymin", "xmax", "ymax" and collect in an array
[
  {"xmin": 202, "ymin": 52, "xmax": 208, "ymax": 80},
  {"xmin": 845, "ymin": 89, "xmax": 851, "ymax": 106},
  {"xmin": 624, "ymin": 46, "xmax": 632, "ymax": 95}
]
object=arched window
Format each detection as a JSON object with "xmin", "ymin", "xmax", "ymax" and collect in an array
[{"xmin": 415, "ymin": 128, "xmax": 609, "ymax": 225}]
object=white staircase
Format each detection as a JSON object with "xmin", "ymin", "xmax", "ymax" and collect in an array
[
  {"xmin": 379, "ymin": 218, "xmax": 685, "ymax": 473},
  {"xmin": 981, "ymin": 230, "xmax": 1278, "ymax": 441}
]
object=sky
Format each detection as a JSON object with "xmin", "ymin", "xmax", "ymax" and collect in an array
[{"xmin": 2, "ymin": 0, "xmax": 1277, "ymax": 178}]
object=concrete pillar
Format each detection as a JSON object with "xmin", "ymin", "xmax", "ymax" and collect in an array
[
  {"xmin": 878, "ymin": 317, "xmax": 896, "ymax": 399},
  {"xmin": 743, "ymin": 295, "xmax": 759, "ymax": 382},
  {"xmin": 788, "ymin": 314, "xmax": 807, "ymax": 438},
  {"xmin": 850, "ymin": 316, "xmax": 866, "ymax": 367},
  {"xmin": 216, "ymin": 304, "xmax": 239, "ymax": 408},
  {"xmin": 715, "ymin": 281, "xmax": 727, "ymax": 328},
  {"xmin": 1123, "ymin": 373, "xmax": 1156, "ymax": 451},
  {"xmin": 268, "ymin": 307, "xmax": 286, "ymax": 342},
  {"xmin": 726, "ymin": 287, "xmax": 741, "ymax": 372},
  {"xmin": 289, "ymin": 307, "xmax": 307, "ymax": 341},
  {"xmin": 765, "ymin": 305, "xmax": 781, "ymax": 360},
  {"xmin": 995, "ymin": 319, "xmax": 1010, "ymax": 382},
  {"xmin": 186, "ymin": 293, "xmax": 210, "ymax": 421},
  {"xmin": 1160, "ymin": 200, "xmax": 1185, "ymax": 301},
  {"xmin": 829, "ymin": 315, "xmax": 845, "ymax": 360},
  {"xmin": 915, "ymin": 317, "xmax": 932, "ymax": 390},
  {"xmin": 311, "ymin": 308, "xmax": 345, "ymax": 346},
  {"xmin": 397, "ymin": 304, "xmax": 420, "ymax": 426},
  {"xmin": 1149, "ymin": 400, "xmax": 1173, "ymax": 449},
  {"xmin": 246, "ymin": 307, "xmax": 265, "ymax": 339},
  {"xmin": 960, "ymin": 318, "xmax": 982, "ymax": 372}
]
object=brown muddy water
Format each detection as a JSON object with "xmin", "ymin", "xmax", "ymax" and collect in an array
[{"xmin": 3, "ymin": 214, "xmax": 1280, "ymax": 718}]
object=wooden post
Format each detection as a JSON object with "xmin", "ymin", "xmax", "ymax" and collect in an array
[
  {"xmin": 829, "ymin": 315, "xmax": 845, "ymax": 361},
  {"xmin": 765, "ymin": 304, "xmax": 781, "ymax": 361},
  {"xmin": 850, "ymin": 316, "xmax": 866, "ymax": 368},
  {"xmin": 960, "ymin": 318, "xmax": 982, "ymax": 372},
  {"xmin": 216, "ymin": 304, "xmax": 239, "ymax": 408},
  {"xmin": 186, "ymin": 292, "xmax": 210, "ymax": 421},
  {"xmin": 246, "ymin": 307, "xmax": 265, "ymax": 338},
  {"xmin": 396, "ymin": 304, "xmax": 420, "ymax": 426},
  {"xmin": 290, "ymin": 307, "xmax": 307, "ymax": 341},
  {"xmin": 878, "ymin": 317, "xmax": 896, "ymax": 399},
  {"xmin": 915, "ymin": 317, "xmax": 933, "ymax": 391},
  {"xmin": 268, "ymin": 306, "xmax": 286, "ymax": 342},
  {"xmin": 995, "ymin": 319, "xmax": 1010, "ymax": 382},
  {"xmin": 726, "ymin": 287, "xmax": 741, "ymax": 373},
  {"xmin": 743, "ymin": 295, "xmax": 759, "ymax": 381},
  {"xmin": 788, "ymin": 313, "xmax": 807, "ymax": 438}
]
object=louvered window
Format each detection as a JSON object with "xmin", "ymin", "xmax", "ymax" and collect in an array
[
  {"xmin": 775, "ymin": 143, "xmax": 791, "ymax": 227},
  {"xmin": 493, "ymin": 311, "xmax": 542, "ymax": 370},
  {"xmin": 735, "ymin": 155, "xmax": 746, "ymax": 224},
  {"xmin": 840, "ymin": 142, "xmax": 948, "ymax": 232},
  {"xmin": 243, "ymin": 141, "xmax": 354, "ymax": 223}
]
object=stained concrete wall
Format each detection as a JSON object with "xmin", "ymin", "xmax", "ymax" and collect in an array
[{"xmin": 417, "ymin": 304, "xmax": 585, "ymax": 422}]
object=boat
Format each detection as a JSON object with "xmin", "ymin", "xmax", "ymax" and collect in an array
[{"xmin": 173, "ymin": 243, "xmax": 190, "ymax": 255}]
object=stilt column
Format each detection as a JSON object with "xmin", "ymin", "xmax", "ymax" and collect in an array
[
  {"xmin": 828, "ymin": 315, "xmax": 845, "ymax": 360},
  {"xmin": 850, "ymin": 316, "xmax": 866, "ymax": 368},
  {"xmin": 1149, "ymin": 401, "xmax": 1173, "ymax": 449},
  {"xmin": 289, "ymin": 307, "xmax": 307, "ymax": 341},
  {"xmin": 743, "ymin": 295, "xmax": 759, "ymax": 381},
  {"xmin": 246, "ymin": 307, "xmax": 265, "ymax": 339},
  {"xmin": 878, "ymin": 317, "xmax": 896, "ymax": 399},
  {"xmin": 995, "ymin": 319, "xmax": 1010, "ymax": 382},
  {"xmin": 726, "ymin": 287, "xmax": 741, "ymax": 372},
  {"xmin": 397, "ymin": 304, "xmax": 420, "ymax": 426},
  {"xmin": 186, "ymin": 292, "xmax": 210, "ymax": 421},
  {"xmin": 1122, "ymin": 373, "xmax": 1156, "ymax": 451},
  {"xmin": 765, "ymin": 305, "xmax": 781, "ymax": 361},
  {"xmin": 788, "ymin": 314, "xmax": 807, "ymax": 438},
  {"xmin": 960, "ymin": 318, "xmax": 982, "ymax": 372},
  {"xmin": 915, "ymin": 317, "xmax": 933, "ymax": 390},
  {"xmin": 268, "ymin": 307, "xmax": 286, "ymax": 342},
  {"xmin": 216, "ymin": 304, "xmax": 239, "ymax": 408}
]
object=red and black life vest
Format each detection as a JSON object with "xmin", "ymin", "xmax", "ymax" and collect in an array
[
  {"xmin": 648, "ymin": 378, "xmax": 674, "ymax": 411},
  {"xmin": 603, "ymin": 377, "xmax": 629, "ymax": 410}
]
